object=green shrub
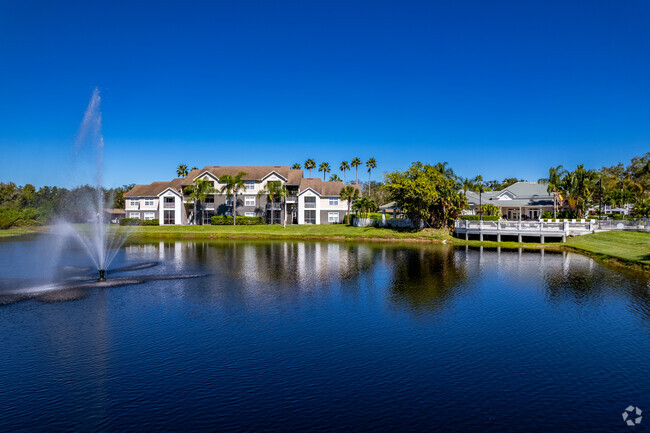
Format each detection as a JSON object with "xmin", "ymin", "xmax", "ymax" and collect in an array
[
  {"xmin": 211, "ymin": 216, "xmax": 264, "ymax": 225},
  {"xmin": 120, "ymin": 218, "xmax": 142, "ymax": 226},
  {"xmin": 458, "ymin": 215, "xmax": 499, "ymax": 221},
  {"xmin": 0, "ymin": 207, "xmax": 43, "ymax": 229},
  {"xmin": 142, "ymin": 219, "xmax": 159, "ymax": 226}
]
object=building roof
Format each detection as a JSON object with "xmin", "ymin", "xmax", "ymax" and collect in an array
[
  {"xmin": 298, "ymin": 178, "xmax": 361, "ymax": 197},
  {"xmin": 466, "ymin": 181, "xmax": 554, "ymax": 207},
  {"xmin": 124, "ymin": 178, "xmax": 185, "ymax": 197},
  {"xmin": 185, "ymin": 166, "xmax": 299, "ymax": 184}
]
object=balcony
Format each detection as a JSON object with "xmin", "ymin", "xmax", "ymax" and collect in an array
[
  {"xmin": 163, "ymin": 202, "xmax": 175, "ymax": 209},
  {"xmin": 285, "ymin": 194, "xmax": 298, "ymax": 203}
]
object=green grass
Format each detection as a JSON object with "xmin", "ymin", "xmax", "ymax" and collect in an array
[
  {"xmin": 565, "ymin": 231, "xmax": 650, "ymax": 269},
  {"xmin": 0, "ymin": 228, "xmax": 36, "ymax": 238},
  {"xmin": 121, "ymin": 224, "xmax": 454, "ymax": 242}
]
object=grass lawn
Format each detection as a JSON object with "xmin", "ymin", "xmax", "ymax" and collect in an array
[
  {"xmin": 0, "ymin": 228, "xmax": 36, "ymax": 238},
  {"xmin": 565, "ymin": 231, "xmax": 650, "ymax": 269},
  {"xmin": 121, "ymin": 224, "xmax": 454, "ymax": 242}
]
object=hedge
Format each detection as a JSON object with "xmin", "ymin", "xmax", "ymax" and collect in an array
[
  {"xmin": 120, "ymin": 218, "xmax": 159, "ymax": 226},
  {"xmin": 211, "ymin": 216, "xmax": 265, "ymax": 225},
  {"xmin": 458, "ymin": 215, "xmax": 500, "ymax": 221}
]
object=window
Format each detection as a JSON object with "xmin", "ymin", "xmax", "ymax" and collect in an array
[
  {"xmin": 144, "ymin": 197, "xmax": 154, "ymax": 206},
  {"xmin": 245, "ymin": 212, "xmax": 255, "ymax": 217},
  {"xmin": 143, "ymin": 212, "xmax": 155, "ymax": 220},
  {"xmin": 226, "ymin": 197, "xmax": 233, "ymax": 206},
  {"xmin": 204, "ymin": 196, "xmax": 215, "ymax": 209},
  {"xmin": 245, "ymin": 196, "xmax": 255, "ymax": 207},
  {"xmin": 164, "ymin": 197, "xmax": 175, "ymax": 208},
  {"xmin": 328, "ymin": 212, "xmax": 339, "ymax": 223},
  {"xmin": 245, "ymin": 181, "xmax": 255, "ymax": 190},
  {"xmin": 129, "ymin": 199, "xmax": 139, "ymax": 207},
  {"xmin": 304, "ymin": 210, "xmax": 316, "ymax": 224},
  {"xmin": 304, "ymin": 196, "xmax": 316, "ymax": 208},
  {"xmin": 329, "ymin": 198, "xmax": 339, "ymax": 206},
  {"xmin": 129, "ymin": 212, "xmax": 141, "ymax": 218},
  {"xmin": 163, "ymin": 210, "xmax": 175, "ymax": 225}
]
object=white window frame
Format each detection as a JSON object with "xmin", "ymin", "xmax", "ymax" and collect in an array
[
  {"xmin": 143, "ymin": 212, "xmax": 155, "ymax": 220},
  {"xmin": 245, "ymin": 212, "xmax": 255, "ymax": 217},
  {"xmin": 129, "ymin": 212, "xmax": 141, "ymax": 218},
  {"xmin": 304, "ymin": 210, "xmax": 316, "ymax": 224},
  {"xmin": 328, "ymin": 212, "xmax": 339, "ymax": 223},
  {"xmin": 245, "ymin": 181, "xmax": 255, "ymax": 191},
  {"xmin": 129, "ymin": 199, "xmax": 139, "ymax": 206},
  {"xmin": 144, "ymin": 197, "xmax": 154, "ymax": 206},
  {"xmin": 245, "ymin": 196, "xmax": 255, "ymax": 207},
  {"xmin": 329, "ymin": 198, "xmax": 339, "ymax": 206}
]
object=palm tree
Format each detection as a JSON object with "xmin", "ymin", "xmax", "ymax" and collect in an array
[
  {"xmin": 218, "ymin": 171, "xmax": 247, "ymax": 225},
  {"xmin": 318, "ymin": 162, "xmax": 331, "ymax": 180},
  {"xmin": 539, "ymin": 165, "xmax": 566, "ymax": 218},
  {"xmin": 329, "ymin": 174, "xmax": 341, "ymax": 182},
  {"xmin": 351, "ymin": 157, "xmax": 362, "ymax": 185},
  {"xmin": 340, "ymin": 185, "xmax": 360, "ymax": 223},
  {"xmin": 291, "ymin": 163, "xmax": 301, "ymax": 169},
  {"xmin": 366, "ymin": 158, "xmax": 377, "ymax": 195},
  {"xmin": 176, "ymin": 164, "xmax": 189, "ymax": 178},
  {"xmin": 472, "ymin": 175, "xmax": 485, "ymax": 220},
  {"xmin": 461, "ymin": 177, "xmax": 474, "ymax": 197},
  {"xmin": 188, "ymin": 178, "xmax": 215, "ymax": 225},
  {"xmin": 258, "ymin": 181, "xmax": 286, "ymax": 225},
  {"xmin": 190, "ymin": 166, "xmax": 198, "ymax": 171},
  {"xmin": 561, "ymin": 165, "xmax": 597, "ymax": 218},
  {"xmin": 434, "ymin": 161, "xmax": 455, "ymax": 179},
  {"xmin": 352, "ymin": 197, "xmax": 376, "ymax": 217},
  {"xmin": 340, "ymin": 161, "xmax": 350, "ymax": 184},
  {"xmin": 304, "ymin": 159, "xmax": 316, "ymax": 178}
]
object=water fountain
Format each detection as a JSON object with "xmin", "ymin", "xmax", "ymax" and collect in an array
[{"xmin": 0, "ymin": 88, "xmax": 202, "ymax": 305}]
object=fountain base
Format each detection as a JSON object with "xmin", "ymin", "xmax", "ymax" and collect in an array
[{"xmin": 98, "ymin": 269, "xmax": 106, "ymax": 282}]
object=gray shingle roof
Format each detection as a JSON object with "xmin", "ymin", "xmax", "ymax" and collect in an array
[
  {"xmin": 299, "ymin": 178, "xmax": 360, "ymax": 196},
  {"xmin": 466, "ymin": 181, "xmax": 553, "ymax": 207}
]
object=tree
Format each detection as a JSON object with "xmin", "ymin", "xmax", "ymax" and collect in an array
[
  {"xmin": 188, "ymin": 178, "xmax": 215, "ymax": 225},
  {"xmin": 384, "ymin": 162, "xmax": 467, "ymax": 229},
  {"xmin": 366, "ymin": 158, "xmax": 377, "ymax": 195},
  {"xmin": 460, "ymin": 177, "xmax": 474, "ymax": 198},
  {"xmin": 351, "ymin": 157, "xmax": 362, "ymax": 185},
  {"xmin": 340, "ymin": 161, "xmax": 350, "ymax": 184},
  {"xmin": 218, "ymin": 171, "xmax": 247, "ymax": 225},
  {"xmin": 292, "ymin": 163, "xmax": 301, "ymax": 169},
  {"xmin": 472, "ymin": 175, "xmax": 487, "ymax": 220},
  {"xmin": 318, "ymin": 162, "xmax": 331, "ymax": 180},
  {"xmin": 560, "ymin": 164, "xmax": 598, "ymax": 218},
  {"xmin": 257, "ymin": 181, "xmax": 286, "ymax": 225},
  {"xmin": 190, "ymin": 166, "xmax": 198, "ymax": 171},
  {"xmin": 329, "ymin": 174, "xmax": 341, "ymax": 182},
  {"xmin": 340, "ymin": 185, "xmax": 360, "ymax": 223},
  {"xmin": 351, "ymin": 197, "xmax": 376, "ymax": 217},
  {"xmin": 304, "ymin": 159, "xmax": 316, "ymax": 178},
  {"xmin": 539, "ymin": 165, "xmax": 566, "ymax": 218},
  {"xmin": 433, "ymin": 161, "xmax": 455, "ymax": 179},
  {"xmin": 481, "ymin": 203, "xmax": 501, "ymax": 217},
  {"xmin": 633, "ymin": 198, "xmax": 650, "ymax": 217},
  {"xmin": 176, "ymin": 164, "xmax": 189, "ymax": 177}
]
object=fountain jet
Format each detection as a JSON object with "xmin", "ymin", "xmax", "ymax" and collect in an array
[{"xmin": 98, "ymin": 269, "xmax": 106, "ymax": 281}]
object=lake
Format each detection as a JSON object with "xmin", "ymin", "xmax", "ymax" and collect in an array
[{"xmin": 0, "ymin": 237, "xmax": 649, "ymax": 432}]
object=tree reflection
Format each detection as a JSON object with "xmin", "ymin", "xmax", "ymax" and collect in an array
[{"xmin": 387, "ymin": 245, "xmax": 469, "ymax": 316}]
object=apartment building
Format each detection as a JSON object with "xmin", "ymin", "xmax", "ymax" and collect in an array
[{"xmin": 124, "ymin": 166, "xmax": 360, "ymax": 225}]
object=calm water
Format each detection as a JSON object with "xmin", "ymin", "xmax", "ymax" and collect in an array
[{"xmin": 0, "ymin": 237, "xmax": 649, "ymax": 432}]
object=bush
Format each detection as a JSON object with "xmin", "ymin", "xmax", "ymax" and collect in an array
[
  {"xmin": 542, "ymin": 211, "xmax": 553, "ymax": 219},
  {"xmin": 0, "ymin": 207, "xmax": 43, "ymax": 229},
  {"xmin": 458, "ymin": 215, "xmax": 500, "ymax": 221},
  {"xmin": 120, "ymin": 218, "xmax": 142, "ymax": 226},
  {"xmin": 211, "ymin": 216, "xmax": 264, "ymax": 225},
  {"xmin": 142, "ymin": 219, "xmax": 159, "ymax": 226}
]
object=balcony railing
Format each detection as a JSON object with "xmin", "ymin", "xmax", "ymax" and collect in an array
[
  {"xmin": 163, "ymin": 202, "xmax": 175, "ymax": 209},
  {"xmin": 304, "ymin": 202, "xmax": 316, "ymax": 209},
  {"xmin": 286, "ymin": 195, "xmax": 298, "ymax": 203}
]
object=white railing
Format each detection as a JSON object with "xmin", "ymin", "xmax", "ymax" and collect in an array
[{"xmin": 455, "ymin": 218, "xmax": 648, "ymax": 233}]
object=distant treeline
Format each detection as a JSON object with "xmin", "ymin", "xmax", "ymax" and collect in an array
[{"xmin": 0, "ymin": 183, "xmax": 134, "ymax": 229}]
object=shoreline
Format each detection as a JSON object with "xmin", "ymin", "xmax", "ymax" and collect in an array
[{"xmin": 2, "ymin": 225, "xmax": 648, "ymax": 273}]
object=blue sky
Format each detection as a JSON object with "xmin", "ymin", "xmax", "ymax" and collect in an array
[{"xmin": 1, "ymin": 0, "xmax": 649, "ymax": 188}]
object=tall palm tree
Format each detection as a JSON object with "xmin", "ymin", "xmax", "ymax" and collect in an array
[
  {"xmin": 366, "ymin": 158, "xmax": 377, "ymax": 195},
  {"xmin": 472, "ymin": 175, "xmax": 485, "ymax": 220},
  {"xmin": 351, "ymin": 157, "xmax": 362, "ymax": 185},
  {"xmin": 291, "ymin": 163, "xmax": 301, "ymax": 169},
  {"xmin": 304, "ymin": 159, "xmax": 316, "ymax": 178},
  {"xmin": 176, "ymin": 164, "xmax": 189, "ymax": 178},
  {"xmin": 434, "ymin": 161, "xmax": 455, "ymax": 179},
  {"xmin": 318, "ymin": 162, "xmax": 331, "ymax": 180},
  {"xmin": 329, "ymin": 174, "xmax": 341, "ymax": 182},
  {"xmin": 257, "ymin": 181, "xmax": 286, "ymax": 225},
  {"xmin": 340, "ymin": 185, "xmax": 360, "ymax": 223},
  {"xmin": 340, "ymin": 161, "xmax": 350, "ymax": 184},
  {"xmin": 188, "ymin": 178, "xmax": 215, "ymax": 225},
  {"xmin": 539, "ymin": 165, "xmax": 566, "ymax": 218},
  {"xmin": 218, "ymin": 171, "xmax": 247, "ymax": 225}
]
